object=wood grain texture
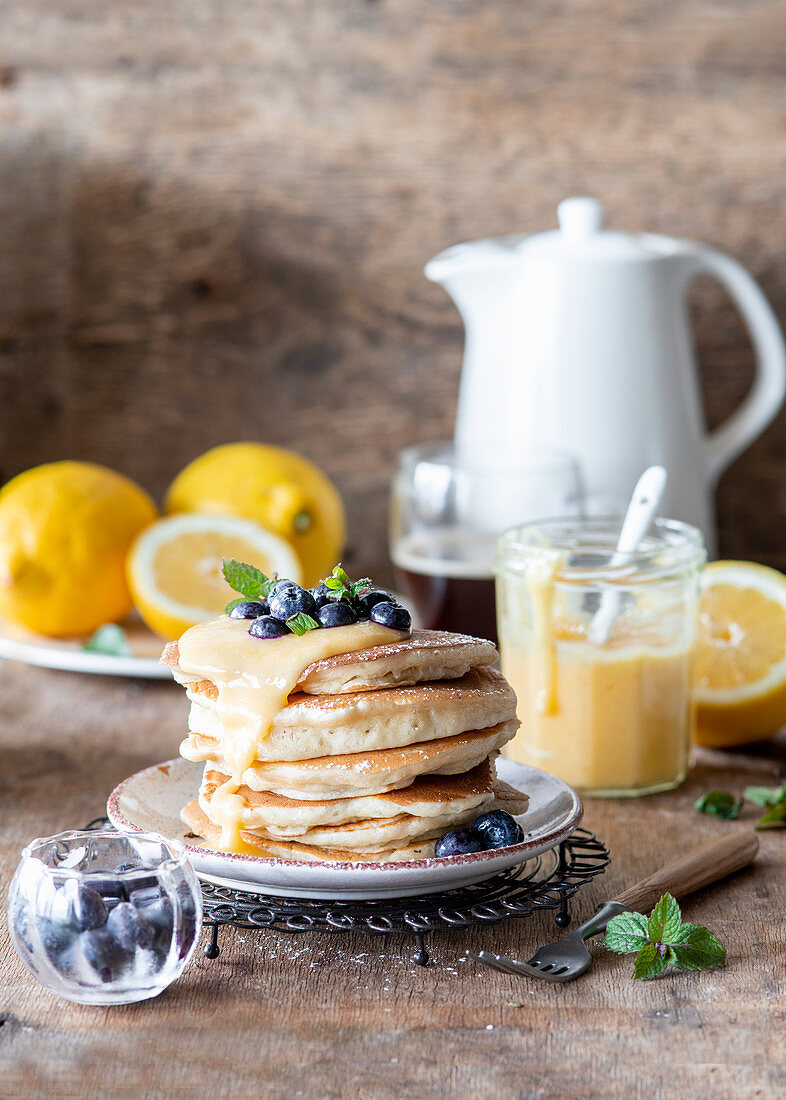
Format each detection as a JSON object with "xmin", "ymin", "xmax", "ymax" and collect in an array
[
  {"xmin": 1, "ymin": 660, "xmax": 785, "ymax": 1099},
  {"xmin": 615, "ymin": 830, "xmax": 759, "ymax": 912},
  {"xmin": 0, "ymin": 2, "xmax": 785, "ymax": 582}
]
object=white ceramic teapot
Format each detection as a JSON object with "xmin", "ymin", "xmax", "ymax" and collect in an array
[{"xmin": 425, "ymin": 198, "xmax": 786, "ymax": 553}]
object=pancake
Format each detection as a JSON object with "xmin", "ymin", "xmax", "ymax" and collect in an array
[
  {"xmin": 181, "ymin": 800, "xmax": 438, "ymax": 862},
  {"xmin": 196, "ymin": 761, "xmax": 529, "ymax": 849},
  {"xmin": 183, "ymin": 666, "xmax": 517, "ymax": 761},
  {"xmin": 182, "ymin": 778, "xmax": 529, "ymax": 861},
  {"xmin": 162, "ymin": 628, "xmax": 498, "ymax": 696},
  {"xmin": 181, "ymin": 718, "xmax": 520, "ymax": 800},
  {"xmin": 198, "ymin": 757, "xmax": 498, "ymax": 831}
]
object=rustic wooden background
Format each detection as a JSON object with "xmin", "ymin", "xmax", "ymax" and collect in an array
[{"xmin": 1, "ymin": 0, "xmax": 785, "ymax": 582}]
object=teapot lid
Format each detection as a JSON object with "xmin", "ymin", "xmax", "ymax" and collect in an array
[
  {"xmin": 521, "ymin": 198, "xmax": 663, "ymax": 260},
  {"xmin": 426, "ymin": 198, "xmax": 678, "ymax": 280}
]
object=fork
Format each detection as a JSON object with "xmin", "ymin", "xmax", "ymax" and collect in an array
[{"xmin": 467, "ymin": 830, "xmax": 758, "ymax": 983}]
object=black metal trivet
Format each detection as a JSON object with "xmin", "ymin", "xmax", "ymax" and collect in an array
[
  {"xmin": 84, "ymin": 818, "xmax": 609, "ymax": 966},
  {"xmin": 199, "ymin": 828, "xmax": 609, "ymax": 966}
]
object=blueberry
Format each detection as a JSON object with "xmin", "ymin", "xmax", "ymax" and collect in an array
[
  {"xmin": 248, "ymin": 615, "xmax": 291, "ymax": 639},
  {"xmin": 63, "ymin": 883, "xmax": 108, "ymax": 931},
  {"xmin": 354, "ymin": 589, "xmax": 394, "ymax": 618},
  {"xmin": 317, "ymin": 602, "xmax": 358, "ymax": 628},
  {"xmin": 80, "ymin": 927, "xmax": 133, "ymax": 983},
  {"xmin": 268, "ymin": 586, "xmax": 317, "ymax": 621},
  {"xmin": 434, "ymin": 828, "xmax": 484, "ymax": 858},
  {"xmin": 309, "ymin": 583, "xmax": 334, "ymax": 610},
  {"xmin": 269, "ymin": 578, "xmax": 298, "ymax": 598},
  {"xmin": 10, "ymin": 897, "xmax": 34, "ymax": 954},
  {"xmin": 229, "ymin": 599, "xmax": 269, "ymax": 620},
  {"xmin": 137, "ymin": 897, "xmax": 175, "ymax": 962},
  {"xmin": 473, "ymin": 810, "xmax": 524, "ymax": 849},
  {"xmin": 37, "ymin": 913, "xmax": 74, "ymax": 958},
  {"xmin": 106, "ymin": 902, "xmax": 155, "ymax": 951},
  {"xmin": 131, "ymin": 888, "xmax": 172, "ymax": 928},
  {"xmin": 176, "ymin": 882, "xmax": 198, "ymax": 922},
  {"xmin": 85, "ymin": 875, "xmax": 128, "ymax": 905},
  {"xmin": 369, "ymin": 601, "xmax": 411, "ymax": 631},
  {"xmin": 128, "ymin": 883, "xmax": 162, "ymax": 907}
]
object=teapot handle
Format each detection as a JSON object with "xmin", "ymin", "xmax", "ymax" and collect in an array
[{"xmin": 683, "ymin": 247, "xmax": 786, "ymax": 482}]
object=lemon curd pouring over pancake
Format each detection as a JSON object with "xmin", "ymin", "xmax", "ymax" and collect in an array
[
  {"xmin": 163, "ymin": 560, "xmax": 528, "ymax": 862},
  {"xmin": 175, "ymin": 618, "xmax": 406, "ymax": 850}
]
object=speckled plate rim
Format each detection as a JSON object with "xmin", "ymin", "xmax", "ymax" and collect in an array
[{"xmin": 107, "ymin": 757, "xmax": 582, "ymax": 900}]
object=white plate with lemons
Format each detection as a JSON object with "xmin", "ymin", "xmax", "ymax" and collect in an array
[
  {"xmin": 0, "ymin": 511, "xmax": 304, "ymax": 680},
  {"xmin": 0, "ymin": 616, "xmax": 172, "ymax": 678},
  {"xmin": 0, "ymin": 444, "xmax": 348, "ymax": 679}
]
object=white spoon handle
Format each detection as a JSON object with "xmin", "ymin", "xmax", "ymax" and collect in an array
[{"xmin": 588, "ymin": 466, "xmax": 667, "ymax": 645}]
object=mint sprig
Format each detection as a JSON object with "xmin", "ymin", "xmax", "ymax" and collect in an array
[
  {"xmin": 605, "ymin": 893, "xmax": 725, "ymax": 980},
  {"xmin": 695, "ymin": 784, "xmax": 786, "ymax": 830},
  {"xmin": 694, "ymin": 791, "xmax": 743, "ymax": 820},
  {"xmin": 744, "ymin": 784, "xmax": 786, "ymax": 807},
  {"xmin": 286, "ymin": 612, "xmax": 320, "ymax": 636},
  {"xmin": 222, "ymin": 558, "xmax": 278, "ymax": 611},
  {"xmin": 755, "ymin": 799, "xmax": 786, "ymax": 830},
  {"xmin": 82, "ymin": 623, "xmax": 132, "ymax": 658},
  {"xmin": 324, "ymin": 563, "xmax": 371, "ymax": 601}
]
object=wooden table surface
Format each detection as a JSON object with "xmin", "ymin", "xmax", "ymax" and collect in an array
[{"xmin": 1, "ymin": 660, "xmax": 784, "ymax": 1099}]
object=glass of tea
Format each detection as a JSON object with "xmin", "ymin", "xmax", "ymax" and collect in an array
[{"xmin": 390, "ymin": 442, "xmax": 582, "ymax": 643}]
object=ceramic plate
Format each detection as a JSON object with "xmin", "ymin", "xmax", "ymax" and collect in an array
[
  {"xmin": 0, "ymin": 617, "xmax": 170, "ymax": 679},
  {"xmin": 0, "ymin": 594, "xmax": 416, "ymax": 681},
  {"xmin": 107, "ymin": 756, "xmax": 582, "ymax": 900}
]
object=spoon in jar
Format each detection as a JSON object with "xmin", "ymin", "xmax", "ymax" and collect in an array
[{"xmin": 587, "ymin": 465, "xmax": 667, "ymax": 646}]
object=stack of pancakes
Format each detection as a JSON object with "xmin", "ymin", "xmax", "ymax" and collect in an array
[{"xmin": 163, "ymin": 628, "xmax": 527, "ymax": 863}]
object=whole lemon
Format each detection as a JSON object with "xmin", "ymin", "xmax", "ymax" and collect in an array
[
  {"xmin": 165, "ymin": 443, "xmax": 346, "ymax": 586},
  {"xmin": 0, "ymin": 461, "xmax": 157, "ymax": 637}
]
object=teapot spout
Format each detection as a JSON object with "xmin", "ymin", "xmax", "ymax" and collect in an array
[{"xmin": 425, "ymin": 238, "xmax": 522, "ymax": 322}]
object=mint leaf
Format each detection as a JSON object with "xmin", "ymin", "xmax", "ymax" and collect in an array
[
  {"xmin": 606, "ymin": 893, "xmax": 726, "ymax": 981},
  {"xmin": 756, "ymin": 800, "xmax": 786, "ymax": 830},
  {"xmin": 82, "ymin": 624, "xmax": 132, "ymax": 657},
  {"xmin": 324, "ymin": 564, "xmax": 351, "ymax": 594},
  {"xmin": 286, "ymin": 612, "xmax": 320, "ymax": 636},
  {"xmin": 225, "ymin": 596, "xmax": 251, "ymax": 615},
  {"xmin": 695, "ymin": 791, "xmax": 743, "ymax": 820},
  {"xmin": 671, "ymin": 924, "xmax": 726, "ymax": 971},
  {"xmin": 744, "ymin": 785, "xmax": 786, "ymax": 807},
  {"xmin": 222, "ymin": 558, "xmax": 276, "ymax": 599},
  {"xmin": 633, "ymin": 943, "xmax": 669, "ymax": 980},
  {"xmin": 350, "ymin": 578, "xmax": 372, "ymax": 598},
  {"xmin": 648, "ymin": 892, "xmax": 683, "ymax": 944},
  {"xmin": 604, "ymin": 911, "xmax": 650, "ymax": 954}
]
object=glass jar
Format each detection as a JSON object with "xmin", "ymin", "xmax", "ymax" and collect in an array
[
  {"xmin": 495, "ymin": 516, "xmax": 705, "ymax": 796},
  {"xmin": 7, "ymin": 828, "xmax": 202, "ymax": 1006},
  {"xmin": 390, "ymin": 441, "xmax": 583, "ymax": 643}
]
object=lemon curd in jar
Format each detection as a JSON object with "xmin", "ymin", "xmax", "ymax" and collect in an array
[{"xmin": 495, "ymin": 518, "xmax": 705, "ymax": 796}]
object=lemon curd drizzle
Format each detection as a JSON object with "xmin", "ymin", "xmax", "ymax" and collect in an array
[{"xmin": 176, "ymin": 617, "xmax": 405, "ymax": 851}]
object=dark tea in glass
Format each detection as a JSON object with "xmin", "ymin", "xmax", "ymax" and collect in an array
[
  {"xmin": 392, "ymin": 533, "xmax": 498, "ymax": 642},
  {"xmin": 389, "ymin": 443, "xmax": 582, "ymax": 646}
]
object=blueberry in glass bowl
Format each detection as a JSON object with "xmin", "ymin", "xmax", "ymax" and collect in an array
[{"xmin": 7, "ymin": 828, "xmax": 202, "ymax": 1006}]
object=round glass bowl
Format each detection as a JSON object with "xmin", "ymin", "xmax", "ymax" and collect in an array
[{"xmin": 7, "ymin": 828, "xmax": 203, "ymax": 1006}]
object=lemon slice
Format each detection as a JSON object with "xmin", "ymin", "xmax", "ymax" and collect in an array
[
  {"xmin": 127, "ymin": 514, "xmax": 302, "ymax": 640},
  {"xmin": 694, "ymin": 560, "xmax": 786, "ymax": 747}
]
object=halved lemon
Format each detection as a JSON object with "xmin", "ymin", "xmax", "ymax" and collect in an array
[
  {"xmin": 694, "ymin": 560, "xmax": 786, "ymax": 747},
  {"xmin": 127, "ymin": 514, "xmax": 302, "ymax": 640}
]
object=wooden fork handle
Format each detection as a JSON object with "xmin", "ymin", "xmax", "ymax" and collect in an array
[{"xmin": 615, "ymin": 831, "xmax": 759, "ymax": 914}]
